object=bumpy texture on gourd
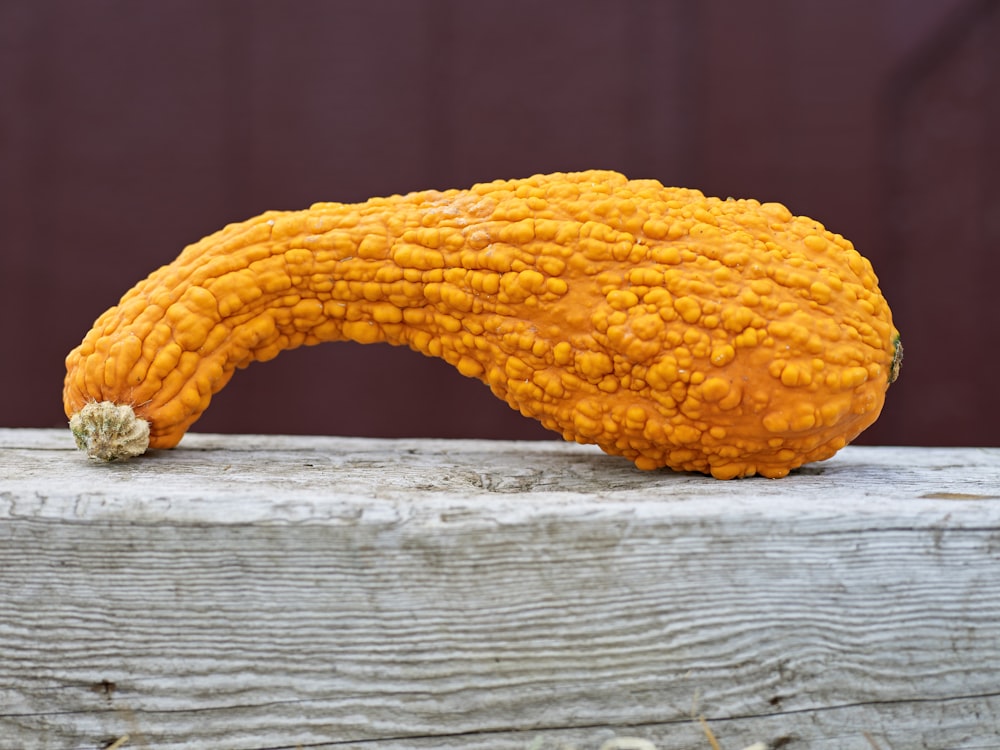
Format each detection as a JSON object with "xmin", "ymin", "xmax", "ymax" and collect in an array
[{"xmin": 64, "ymin": 171, "xmax": 900, "ymax": 478}]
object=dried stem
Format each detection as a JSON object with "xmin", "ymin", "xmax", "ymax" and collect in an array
[{"xmin": 69, "ymin": 401, "xmax": 150, "ymax": 461}]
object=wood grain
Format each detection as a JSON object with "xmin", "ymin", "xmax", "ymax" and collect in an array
[{"xmin": 1, "ymin": 430, "xmax": 999, "ymax": 750}]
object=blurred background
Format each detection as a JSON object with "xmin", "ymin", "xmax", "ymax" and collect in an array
[{"xmin": 1, "ymin": 0, "xmax": 997, "ymax": 446}]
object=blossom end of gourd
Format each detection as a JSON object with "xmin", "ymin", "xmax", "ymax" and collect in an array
[
  {"xmin": 889, "ymin": 334, "xmax": 903, "ymax": 386},
  {"xmin": 69, "ymin": 401, "xmax": 150, "ymax": 461}
]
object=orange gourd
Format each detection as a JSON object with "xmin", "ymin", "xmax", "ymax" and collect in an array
[{"xmin": 64, "ymin": 171, "xmax": 901, "ymax": 478}]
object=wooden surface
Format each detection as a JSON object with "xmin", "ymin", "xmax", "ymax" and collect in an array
[{"xmin": 1, "ymin": 429, "xmax": 999, "ymax": 750}]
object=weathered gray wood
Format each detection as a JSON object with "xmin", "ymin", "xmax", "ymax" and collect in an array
[{"xmin": 1, "ymin": 429, "xmax": 999, "ymax": 750}]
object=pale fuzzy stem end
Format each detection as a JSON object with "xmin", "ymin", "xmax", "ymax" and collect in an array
[{"xmin": 69, "ymin": 401, "xmax": 150, "ymax": 461}]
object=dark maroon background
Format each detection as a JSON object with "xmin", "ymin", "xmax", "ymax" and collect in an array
[{"xmin": 2, "ymin": 0, "xmax": 997, "ymax": 446}]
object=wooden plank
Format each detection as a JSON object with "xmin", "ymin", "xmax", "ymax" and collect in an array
[{"xmin": 1, "ymin": 430, "xmax": 999, "ymax": 750}]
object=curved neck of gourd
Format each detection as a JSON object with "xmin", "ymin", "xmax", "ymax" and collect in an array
[{"xmin": 245, "ymin": 203, "xmax": 503, "ymax": 363}]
